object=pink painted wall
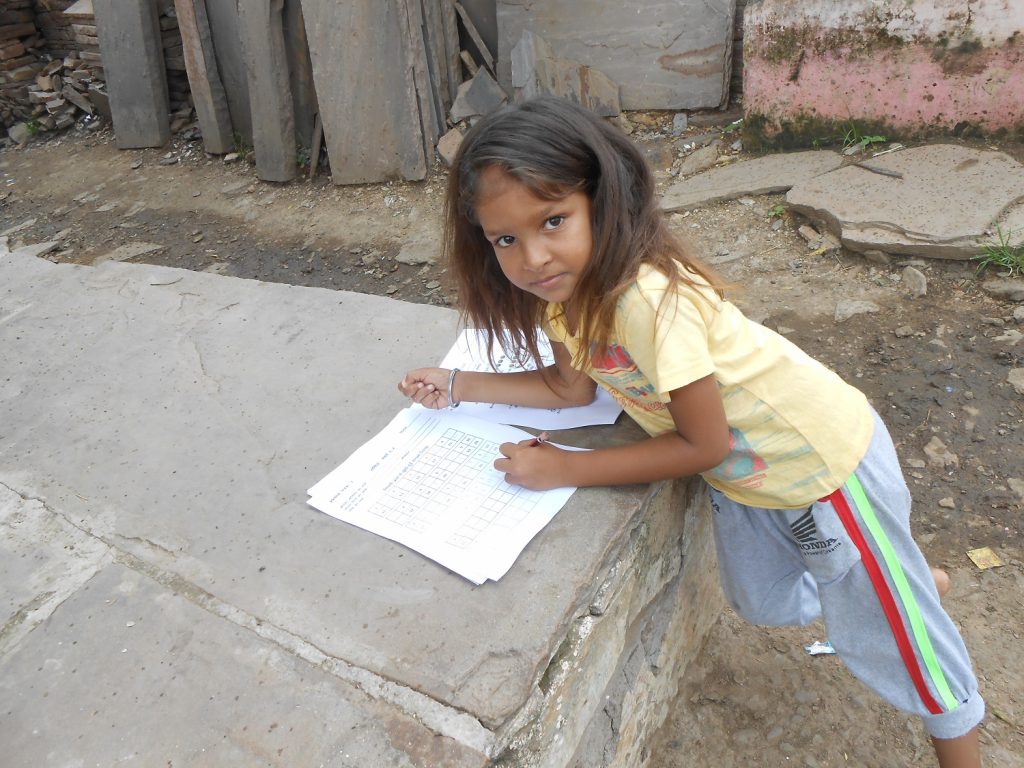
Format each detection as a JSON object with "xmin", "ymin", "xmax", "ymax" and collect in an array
[{"xmin": 743, "ymin": 0, "xmax": 1024, "ymax": 142}]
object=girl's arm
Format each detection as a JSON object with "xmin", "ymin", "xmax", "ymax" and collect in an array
[
  {"xmin": 397, "ymin": 340, "xmax": 597, "ymax": 410},
  {"xmin": 495, "ymin": 374, "xmax": 731, "ymax": 490}
]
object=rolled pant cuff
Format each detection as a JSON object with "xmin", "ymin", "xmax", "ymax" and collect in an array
[{"xmin": 923, "ymin": 691, "xmax": 985, "ymax": 740}]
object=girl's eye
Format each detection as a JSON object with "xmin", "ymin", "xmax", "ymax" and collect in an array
[
  {"xmin": 544, "ymin": 216, "xmax": 565, "ymax": 230},
  {"xmin": 495, "ymin": 235, "xmax": 515, "ymax": 248}
]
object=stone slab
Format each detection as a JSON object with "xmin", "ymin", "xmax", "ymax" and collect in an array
[
  {"xmin": 301, "ymin": 1, "xmax": 427, "ymax": 184},
  {"xmin": 510, "ymin": 30, "xmax": 619, "ymax": 117},
  {"xmin": 497, "ymin": 0, "xmax": 736, "ymax": 110},
  {"xmin": 661, "ymin": 150, "xmax": 842, "ymax": 212},
  {"xmin": 92, "ymin": 0, "xmax": 170, "ymax": 148},
  {"xmin": 450, "ymin": 67, "xmax": 507, "ymax": 122},
  {"xmin": 0, "ymin": 251, "xmax": 719, "ymax": 764},
  {"xmin": 786, "ymin": 145, "xmax": 1024, "ymax": 259},
  {"xmin": 0, "ymin": 561, "xmax": 487, "ymax": 767},
  {"xmin": 237, "ymin": 0, "xmax": 296, "ymax": 182}
]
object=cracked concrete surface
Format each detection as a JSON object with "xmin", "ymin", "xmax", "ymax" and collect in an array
[{"xmin": 0, "ymin": 250, "xmax": 718, "ymax": 766}]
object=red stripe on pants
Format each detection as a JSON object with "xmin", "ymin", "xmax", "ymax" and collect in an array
[{"xmin": 823, "ymin": 488, "xmax": 944, "ymax": 715}]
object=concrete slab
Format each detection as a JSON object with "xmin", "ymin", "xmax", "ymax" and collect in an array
[
  {"xmin": 93, "ymin": 0, "xmax": 170, "ymax": 148},
  {"xmin": 0, "ymin": 561, "xmax": 487, "ymax": 767},
  {"xmin": 661, "ymin": 150, "xmax": 842, "ymax": 212},
  {"xmin": 497, "ymin": 0, "xmax": 736, "ymax": 110},
  {"xmin": 0, "ymin": 251, "xmax": 720, "ymax": 765},
  {"xmin": 786, "ymin": 145, "xmax": 1024, "ymax": 259}
]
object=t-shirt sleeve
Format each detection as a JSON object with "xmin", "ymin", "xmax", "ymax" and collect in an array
[{"xmin": 618, "ymin": 282, "xmax": 717, "ymax": 400}]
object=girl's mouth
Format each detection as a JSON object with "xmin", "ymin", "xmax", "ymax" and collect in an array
[{"xmin": 531, "ymin": 273, "xmax": 565, "ymax": 289}]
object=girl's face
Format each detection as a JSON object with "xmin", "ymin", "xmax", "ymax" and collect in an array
[{"xmin": 474, "ymin": 166, "xmax": 593, "ymax": 308}]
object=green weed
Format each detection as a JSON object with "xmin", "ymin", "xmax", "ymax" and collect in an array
[
  {"xmin": 842, "ymin": 121, "xmax": 886, "ymax": 152},
  {"xmin": 974, "ymin": 225, "xmax": 1024, "ymax": 276},
  {"xmin": 767, "ymin": 203, "xmax": 787, "ymax": 219},
  {"xmin": 232, "ymin": 131, "xmax": 252, "ymax": 156},
  {"xmin": 723, "ymin": 118, "xmax": 743, "ymax": 134}
]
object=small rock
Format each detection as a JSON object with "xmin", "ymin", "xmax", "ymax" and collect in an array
[
  {"xmin": 1009, "ymin": 368, "xmax": 1024, "ymax": 396},
  {"xmin": 7, "ymin": 122, "xmax": 31, "ymax": 145},
  {"xmin": 1008, "ymin": 478, "xmax": 1024, "ymax": 504},
  {"xmin": 982, "ymin": 279, "xmax": 1024, "ymax": 302},
  {"xmin": 863, "ymin": 249, "xmax": 891, "ymax": 265},
  {"xmin": 994, "ymin": 329, "xmax": 1023, "ymax": 345},
  {"xmin": 938, "ymin": 497, "xmax": 956, "ymax": 509},
  {"xmin": 902, "ymin": 266, "xmax": 927, "ymax": 297},
  {"xmin": 436, "ymin": 127, "xmax": 464, "ymax": 167},
  {"xmin": 894, "ymin": 325, "xmax": 915, "ymax": 338},
  {"xmin": 731, "ymin": 139, "xmax": 743, "ymax": 151},
  {"xmin": 223, "ymin": 152, "xmax": 240, "ymax": 163},
  {"xmin": 737, "ymin": 197, "xmax": 755, "ymax": 206},
  {"xmin": 1014, "ymin": 306, "xmax": 1024, "ymax": 324},
  {"xmin": 385, "ymin": 285, "xmax": 398, "ymax": 295},
  {"xmin": 905, "ymin": 458, "xmax": 927, "ymax": 469},
  {"xmin": 771, "ymin": 218, "xmax": 784, "ymax": 231},
  {"xmin": 798, "ymin": 224, "xmax": 820, "ymax": 243},
  {"xmin": 159, "ymin": 156, "xmax": 179, "ymax": 166},
  {"xmin": 923, "ymin": 436, "xmax": 958, "ymax": 469},
  {"xmin": 835, "ymin": 299, "xmax": 880, "ymax": 323},
  {"xmin": 130, "ymin": 159, "xmax": 143, "ymax": 170},
  {"xmin": 671, "ymin": 112, "xmax": 688, "ymax": 134},
  {"xmin": 221, "ymin": 180, "xmax": 249, "ymax": 198},
  {"xmin": 609, "ymin": 113, "xmax": 633, "ymax": 134}
]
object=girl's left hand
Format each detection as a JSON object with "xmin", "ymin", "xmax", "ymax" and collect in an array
[{"xmin": 494, "ymin": 439, "xmax": 568, "ymax": 491}]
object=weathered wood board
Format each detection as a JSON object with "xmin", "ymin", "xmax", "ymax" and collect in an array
[{"xmin": 173, "ymin": 0, "xmax": 233, "ymax": 155}]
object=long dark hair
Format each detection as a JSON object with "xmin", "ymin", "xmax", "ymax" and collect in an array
[{"xmin": 445, "ymin": 96, "xmax": 722, "ymax": 367}]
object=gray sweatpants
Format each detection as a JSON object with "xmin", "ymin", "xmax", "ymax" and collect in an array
[{"xmin": 707, "ymin": 410, "xmax": 984, "ymax": 739}]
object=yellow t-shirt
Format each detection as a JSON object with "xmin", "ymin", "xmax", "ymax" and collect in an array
[{"xmin": 544, "ymin": 264, "xmax": 874, "ymax": 509}]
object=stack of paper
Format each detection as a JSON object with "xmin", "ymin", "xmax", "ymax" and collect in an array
[{"xmin": 308, "ymin": 408, "xmax": 578, "ymax": 584}]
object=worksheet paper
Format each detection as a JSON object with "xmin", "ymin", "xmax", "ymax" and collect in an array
[
  {"xmin": 308, "ymin": 408, "xmax": 580, "ymax": 584},
  {"xmin": 423, "ymin": 328, "xmax": 622, "ymax": 430}
]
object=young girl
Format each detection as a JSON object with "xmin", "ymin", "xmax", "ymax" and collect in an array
[{"xmin": 398, "ymin": 97, "xmax": 983, "ymax": 767}]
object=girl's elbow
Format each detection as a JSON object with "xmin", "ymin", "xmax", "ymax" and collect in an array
[{"xmin": 697, "ymin": 435, "xmax": 731, "ymax": 473}]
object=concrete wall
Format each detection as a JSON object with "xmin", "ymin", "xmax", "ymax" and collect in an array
[{"xmin": 743, "ymin": 0, "xmax": 1024, "ymax": 146}]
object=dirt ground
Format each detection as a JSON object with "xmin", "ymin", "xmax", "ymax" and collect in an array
[{"xmin": 2, "ymin": 117, "xmax": 1022, "ymax": 767}]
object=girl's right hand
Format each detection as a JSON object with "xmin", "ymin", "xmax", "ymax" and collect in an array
[{"xmin": 397, "ymin": 367, "xmax": 453, "ymax": 410}]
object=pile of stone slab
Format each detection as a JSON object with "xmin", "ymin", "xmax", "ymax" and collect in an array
[
  {"xmin": 23, "ymin": 53, "xmax": 102, "ymax": 132},
  {"xmin": 1, "ymin": 0, "xmax": 48, "ymax": 127}
]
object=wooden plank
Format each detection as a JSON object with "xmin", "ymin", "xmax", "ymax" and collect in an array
[
  {"xmin": 300, "ymin": 0, "xmax": 426, "ymax": 184},
  {"xmin": 453, "ymin": 1, "xmax": 493, "ymax": 74},
  {"xmin": 237, "ymin": 0, "xmax": 296, "ymax": 181},
  {"xmin": 418, "ymin": 0, "xmax": 450, "ymax": 113},
  {"xmin": 440, "ymin": 0, "xmax": 460, "ymax": 103},
  {"xmin": 173, "ymin": 0, "xmax": 233, "ymax": 154},
  {"xmin": 399, "ymin": 0, "xmax": 439, "ymax": 159}
]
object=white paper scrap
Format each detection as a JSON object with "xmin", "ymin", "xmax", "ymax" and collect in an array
[
  {"xmin": 308, "ymin": 408, "xmax": 580, "ymax": 584},
  {"xmin": 421, "ymin": 328, "xmax": 622, "ymax": 430}
]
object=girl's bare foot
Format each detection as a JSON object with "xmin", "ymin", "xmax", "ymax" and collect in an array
[{"xmin": 931, "ymin": 567, "xmax": 951, "ymax": 599}]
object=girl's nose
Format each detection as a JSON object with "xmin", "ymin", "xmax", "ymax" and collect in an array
[{"xmin": 522, "ymin": 240, "xmax": 552, "ymax": 270}]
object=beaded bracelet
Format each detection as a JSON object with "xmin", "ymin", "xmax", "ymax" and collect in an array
[{"xmin": 448, "ymin": 368, "xmax": 461, "ymax": 409}]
